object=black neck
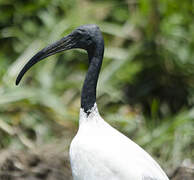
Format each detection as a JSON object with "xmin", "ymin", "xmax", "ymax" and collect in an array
[{"xmin": 81, "ymin": 41, "xmax": 104, "ymax": 114}]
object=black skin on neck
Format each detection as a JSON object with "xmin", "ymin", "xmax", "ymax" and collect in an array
[{"xmin": 81, "ymin": 37, "xmax": 104, "ymax": 115}]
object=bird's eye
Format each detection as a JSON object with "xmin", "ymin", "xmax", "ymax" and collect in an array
[{"xmin": 86, "ymin": 36, "xmax": 91, "ymax": 41}]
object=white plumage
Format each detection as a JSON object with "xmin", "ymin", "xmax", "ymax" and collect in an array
[{"xmin": 70, "ymin": 103, "xmax": 169, "ymax": 180}]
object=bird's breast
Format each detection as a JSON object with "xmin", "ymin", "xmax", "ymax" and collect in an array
[
  {"xmin": 69, "ymin": 107, "xmax": 169, "ymax": 180},
  {"xmin": 69, "ymin": 118, "xmax": 141, "ymax": 180}
]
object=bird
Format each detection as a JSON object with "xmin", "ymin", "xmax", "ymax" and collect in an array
[{"xmin": 16, "ymin": 24, "xmax": 169, "ymax": 180}]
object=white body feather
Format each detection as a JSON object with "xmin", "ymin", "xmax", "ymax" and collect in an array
[{"xmin": 70, "ymin": 104, "xmax": 169, "ymax": 180}]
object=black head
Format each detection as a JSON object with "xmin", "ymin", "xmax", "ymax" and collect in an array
[
  {"xmin": 16, "ymin": 24, "xmax": 103, "ymax": 85},
  {"xmin": 71, "ymin": 24, "xmax": 103, "ymax": 51}
]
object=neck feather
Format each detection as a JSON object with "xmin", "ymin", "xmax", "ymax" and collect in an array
[{"xmin": 81, "ymin": 43, "xmax": 104, "ymax": 114}]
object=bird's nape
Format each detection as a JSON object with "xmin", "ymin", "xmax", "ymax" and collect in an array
[{"xmin": 16, "ymin": 33, "xmax": 75, "ymax": 85}]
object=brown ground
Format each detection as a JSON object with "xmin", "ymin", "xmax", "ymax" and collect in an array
[
  {"xmin": 0, "ymin": 143, "xmax": 193, "ymax": 180},
  {"xmin": 0, "ymin": 143, "xmax": 73, "ymax": 180}
]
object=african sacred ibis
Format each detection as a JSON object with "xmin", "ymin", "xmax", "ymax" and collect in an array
[{"xmin": 16, "ymin": 24, "xmax": 169, "ymax": 180}]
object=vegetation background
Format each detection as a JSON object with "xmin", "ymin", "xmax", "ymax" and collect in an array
[{"xmin": 0, "ymin": 0, "xmax": 193, "ymax": 178}]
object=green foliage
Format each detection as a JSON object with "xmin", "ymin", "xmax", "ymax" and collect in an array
[{"xmin": 0, "ymin": 0, "xmax": 193, "ymax": 173}]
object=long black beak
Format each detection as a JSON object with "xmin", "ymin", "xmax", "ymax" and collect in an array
[{"xmin": 16, "ymin": 34, "xmax": 75, "ymax": 85}]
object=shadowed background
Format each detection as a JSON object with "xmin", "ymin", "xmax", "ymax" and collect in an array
[{"xmin": 0, "ymin": 0, "xmax": 194, "ymax": 179}]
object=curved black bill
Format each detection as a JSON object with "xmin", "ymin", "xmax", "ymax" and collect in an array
[{"xmin": 16, "ymin": 34, "xmax": 74, "ymax": 85}]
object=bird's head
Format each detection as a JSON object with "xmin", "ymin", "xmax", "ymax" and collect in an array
[
  {"xmin": 16, "ymin": 24, "xmax": 103, "ymax": 85},
  {"xmin": 71, "ymin": 24, "xmax": 103, "ymax": 50}
]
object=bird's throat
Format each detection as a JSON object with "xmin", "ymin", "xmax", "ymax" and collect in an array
[{"xmin": 81, "ymin": 48, "xmax": 104, "ymax": 114}]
